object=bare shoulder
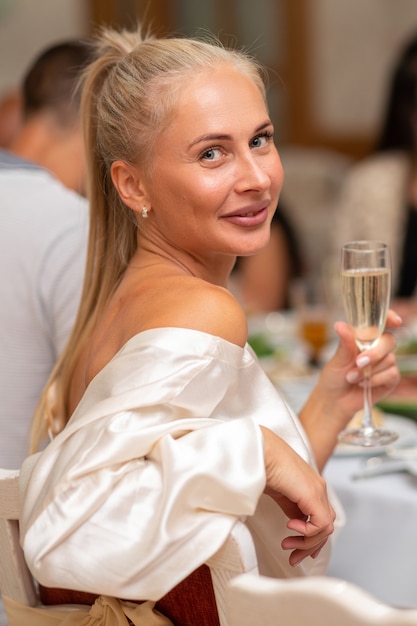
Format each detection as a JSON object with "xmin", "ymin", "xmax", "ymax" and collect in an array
[{"xmin": 152, "ymin": 277, "xmax": 248, "ymax": 348}]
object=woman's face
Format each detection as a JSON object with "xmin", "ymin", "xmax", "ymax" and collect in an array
[{"xmin": 142, "ymin": 64, "xmax": 284, "ymax": 271}]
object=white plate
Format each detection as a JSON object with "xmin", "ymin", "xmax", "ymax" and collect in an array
[{"xmin": 334, "ymin": 414, "xmax": 417, "ymax": 457}]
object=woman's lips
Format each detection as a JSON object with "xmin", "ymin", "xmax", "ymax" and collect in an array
[{"xmin": 222, "ymin": 204, "xmax": 269, "ymax": 227}]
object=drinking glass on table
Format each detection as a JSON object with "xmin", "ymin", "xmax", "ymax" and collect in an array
[
  {"xmin": 339, "ymin": 240, "xmax": 398, "ymax": 446},
  {"xmin": 291, "ymin": 276, "xmax": 329, "ymax": 367}
]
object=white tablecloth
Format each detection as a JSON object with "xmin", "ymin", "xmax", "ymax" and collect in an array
[
  {"xmin": 250, "ymin": 312, "xmax": 417, "ymax": 606},
  {"xmin": 324, "ymin": 423, "xmax": 417, "ymax": 608}
]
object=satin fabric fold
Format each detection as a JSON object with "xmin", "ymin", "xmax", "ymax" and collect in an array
[
  {"xmin": 3, "ymin": 595, "xmax": 173, "ymax": 625},
  {"xmin": 20, "ymin": 328, "xmax": 343, "ymax": 602}
]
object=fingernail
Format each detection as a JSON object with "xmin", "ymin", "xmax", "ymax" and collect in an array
[
  {"xmin": 346, "ymin": 370, "xmax": 359, "ymax": 383},
  {"xmin": 356, "ymin": 355, "xmax": 370, "ymax": 368}
]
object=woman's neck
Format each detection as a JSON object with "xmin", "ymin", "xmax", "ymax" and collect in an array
[{"xmin": 131, "ymin": 243, "xmax": 236, "ymax": 288}]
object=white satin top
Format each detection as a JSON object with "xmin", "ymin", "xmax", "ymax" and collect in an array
[{"xmin": 20, "ymin": 328, "xmax": 337, "ymax": 601}]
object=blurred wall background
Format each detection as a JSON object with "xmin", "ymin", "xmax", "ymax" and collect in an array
[
  {"xmin": 2, "ymin": 0, "xmax": 417, "ymax": 161},
  {"xmin": 0, "ymin": 0, "xmax": 89, "ymax": 89}
]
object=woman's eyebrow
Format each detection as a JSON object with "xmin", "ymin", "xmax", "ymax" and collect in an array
[
  {"xmin": 189, "ymin": 120, "xmax": 272, "ymax": 149},
  {"xmin": 189, "ymin": 133, "xmax": 231, "ymax": 148}
]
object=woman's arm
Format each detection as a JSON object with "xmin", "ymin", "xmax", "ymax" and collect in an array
[{"xmin": 260, "ymin": 426, "xmax": 335, "ymax": 566}]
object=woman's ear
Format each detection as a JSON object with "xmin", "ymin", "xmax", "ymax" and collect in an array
[{"xmin": 110, "ymin": 160, "xmax": 150, "ymax": 213}]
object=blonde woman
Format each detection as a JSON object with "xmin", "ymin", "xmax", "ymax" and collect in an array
[{"xmin": 15, "ymin": 24, "xmax": 400, "ymax": 626}]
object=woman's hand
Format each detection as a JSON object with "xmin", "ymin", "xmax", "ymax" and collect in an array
[
  {"xmin": 321, "ymin": 309, "xmax": 401, "ymax": 418},
  {"xmin": 299, "ymin": 309, "xmax": 402, "ymax": 470},
  {"xmin": 261, "ymin": 426, "xmax": 336, "ymax": 567}
]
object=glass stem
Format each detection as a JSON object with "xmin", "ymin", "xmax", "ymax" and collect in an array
[{"xmin": 362, "ymin": 365, "xmax": 374, "ymax": 431}]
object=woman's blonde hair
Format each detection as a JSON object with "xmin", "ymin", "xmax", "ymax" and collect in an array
[{"xmin": 30, "ymin": 23, "xmax": 267, "ymax": 452}]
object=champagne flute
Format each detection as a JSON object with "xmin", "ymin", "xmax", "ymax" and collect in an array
[{"xmin": 338, "ymin": 241, "xmax": 398, "ymax": 446}]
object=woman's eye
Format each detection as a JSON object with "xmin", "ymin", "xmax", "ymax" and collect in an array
[
  {"xmin": 251, "ymin": 133, "xmax": 272, "ymax": 148},
  {"xmin": 201, "ymin": 147, "xmax": 222, "ymax": 161}
]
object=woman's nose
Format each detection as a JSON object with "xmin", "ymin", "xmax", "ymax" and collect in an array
[{"xmin": 235, "ymin": 153, "xmax": 271, "ymax": 192}]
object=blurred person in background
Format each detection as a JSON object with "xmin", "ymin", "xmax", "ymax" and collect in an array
[
  {"xmin": 230, "ymin": 200, "xmax": 303, "ymax": 313},
  {"xmin": 0, "ymin": 39, "xmax": 91, "ymax": 471},
  {"xmin": 333, "ymin": 32, "xmax": 417, "ymax": 320},
  {"xmin": 0, "ymin": 39, "xmax": 91, "ymax": 626}
]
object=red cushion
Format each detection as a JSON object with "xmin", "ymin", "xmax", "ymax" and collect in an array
[{"xmin": 39, "ymin": 564, "xmax": 220, "ymax": 626}]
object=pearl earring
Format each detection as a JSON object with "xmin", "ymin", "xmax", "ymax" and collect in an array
[{"xmin": 141, "ymin": 207, "xmax": 148, "ymax": 219}]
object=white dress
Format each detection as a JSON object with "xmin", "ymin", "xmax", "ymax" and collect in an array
[{"xmin": 20, "ymin": 327, "xmax": 342, "ymax": 602}]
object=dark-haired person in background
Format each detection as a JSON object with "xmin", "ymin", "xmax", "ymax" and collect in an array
[
  {"xmin": 0, "ymin": 39, "xmax": 91, "ymax": 471},
  {"xmin": 333, "ymin": 32, "xmax": 417, "ymax": 317},
  {"xmin": 231, "ymin": 201, "xmax": 303, "ymax": 312}
]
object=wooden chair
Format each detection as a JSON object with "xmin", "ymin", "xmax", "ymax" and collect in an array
[
  {"xmin": 0, "ymin": 467, "xmax": 258, "ymax": 626},
  {"xmin": 225, "ymin": 573, "xmax": 417, "ymax": 626}
]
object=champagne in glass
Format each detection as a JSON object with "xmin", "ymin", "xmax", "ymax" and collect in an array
[{"xmin": 338, "ymin": 241, "xmax": 398, "ymax": 446}]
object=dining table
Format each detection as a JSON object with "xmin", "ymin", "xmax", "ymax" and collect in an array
[
  {"xmin": 324, "ymin": 415, "xmax": 417, "ymax": 608},
  {"xmin": 248, "ymin": 310, "xmax": 417, "ymax": 608}
]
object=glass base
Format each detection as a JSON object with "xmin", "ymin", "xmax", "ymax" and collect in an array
[{"xmin": 338, "ymin": 427, "xmax": 399, "ymax": 447}]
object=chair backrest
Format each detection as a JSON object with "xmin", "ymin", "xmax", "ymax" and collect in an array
[
  {"xmin": 207, "ymin": 521, "xmax": 258, "ymax": 626},
  {"xmin": 0, "ymin": 468, "xmax": 37, "ymax": 606},
  {"xmin": 0, "ymin": 466, "xmax": 258, "ymax": 626},
  {"xmin": 225, "ymin": 573, "xmax": 417, "ymax": 626}
]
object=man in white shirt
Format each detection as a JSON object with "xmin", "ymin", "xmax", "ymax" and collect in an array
[
  {"xmin": 0, "ymin": 40, "xmax": 91, "ymax": 470},
  {"xmin": 0, "ymin": 37, "xmax": 91, "ymax": 626}
]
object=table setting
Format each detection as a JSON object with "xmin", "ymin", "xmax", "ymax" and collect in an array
[
  {"xmin": 323, "ymin": 418, "xmax": 417, "ymax": 608},
  {"xmin": 248, "ymin": 240, "xmax": 417, "ymax": 607},
  {"xmin": 249, "ymin": 310, "xmax": 417, "ymax": 606},
  {"xmin": 377, "ymin": 320, "xmax": 417, "ymax": 419}
]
